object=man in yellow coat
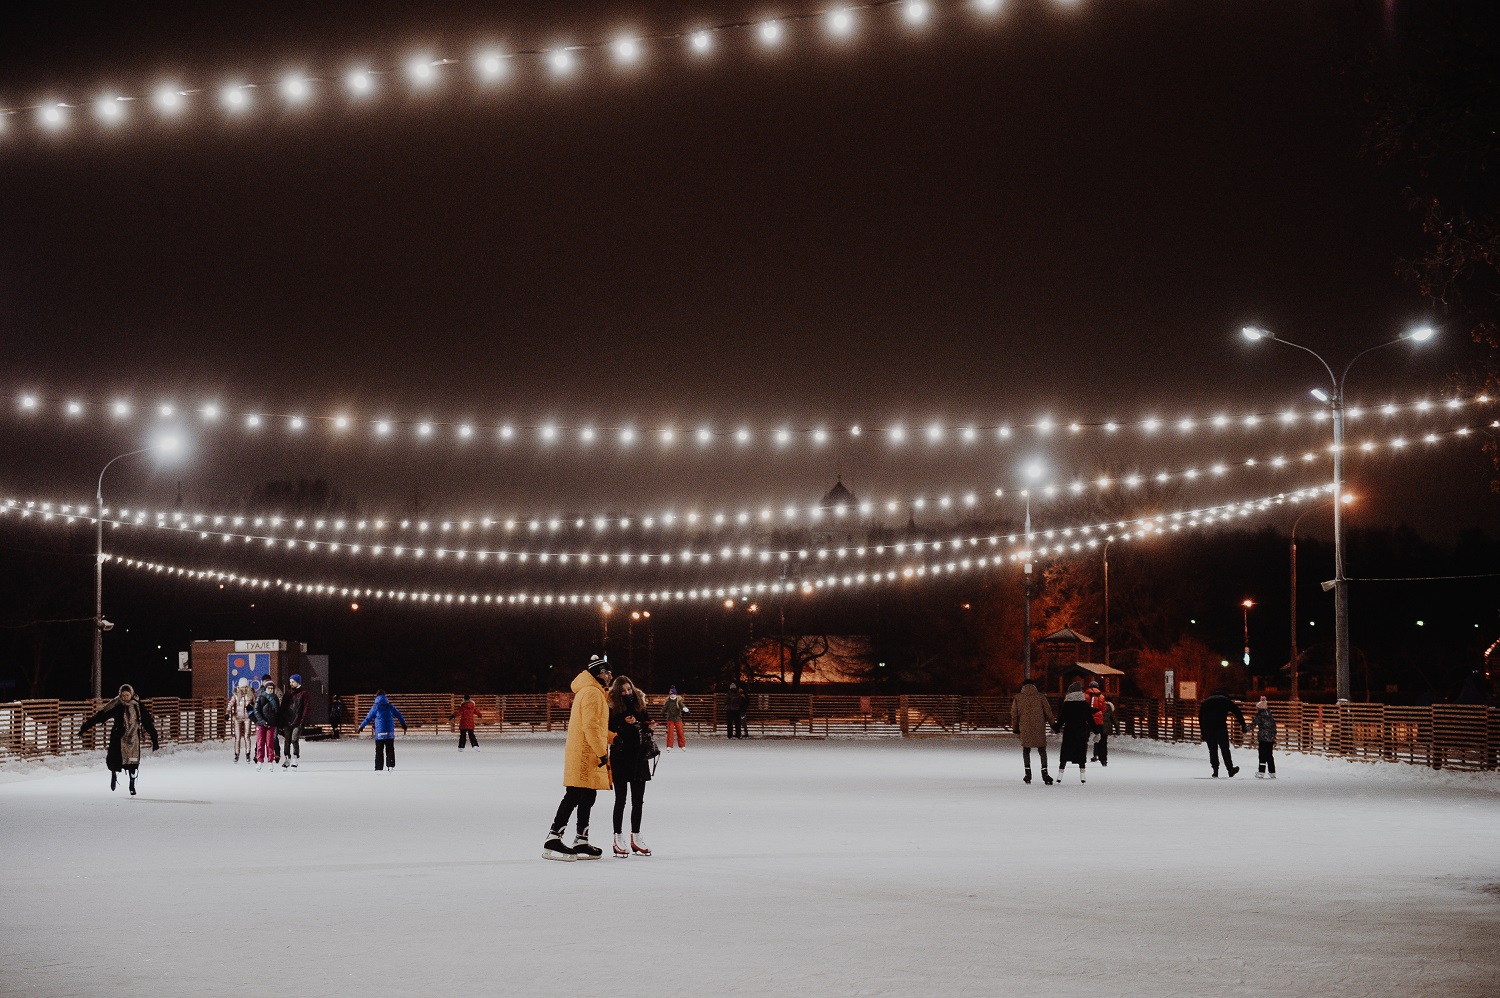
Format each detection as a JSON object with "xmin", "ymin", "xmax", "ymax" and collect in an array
[{"xmin": 544, "ymin": 655, "xmax": 614, "ymax": 861}]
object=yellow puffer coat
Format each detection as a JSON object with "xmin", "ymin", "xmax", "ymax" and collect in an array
[{"xmin": 562, "ymin": 670, "xmax": 613, "ymax": 789}]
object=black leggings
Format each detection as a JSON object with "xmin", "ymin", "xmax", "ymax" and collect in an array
[
  {"xmin": 613, "ymin": 778, "xmax": 647, "ymax": 834},
  {"xmin": 458, "ymin": 730, "xmax": 478, "ymax": 748},
  {"xmin": 552, "ymin": 787, "xmax": 597, "ymax": 835},
  {"xmin": 1022, "ymin": 746, "xmax": 1049, "ymax": 771},
  {"xmin": 374, "ymin": 740, "xmax": 395, "ymax": 770},
  {"xmin": 1258, "ymin": 742, "xmax": 1276, "ymax": 774}
]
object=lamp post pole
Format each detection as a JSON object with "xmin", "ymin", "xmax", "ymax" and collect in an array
[
  {"xmin": 1023, "ymin": 489, "xmax": 1033, "ymax": 682},
  {"xmin": 1242, "ymin": 599, "xmax": 1255, "ymax": 670},
  {"xmin": 93, "ymin": 447, "xmax": 160, "ymax": 701},
  {"xmin": 1102, "ymin": 536, "xmax": 1113, "ymax": 671},
  {"xmin": 1241, "ymin": 325, "xmax": 1434, "ymax": 701},
  {"xmin": 1288, "ymin": 500, "xmax": 1334, "ymax": 702}
]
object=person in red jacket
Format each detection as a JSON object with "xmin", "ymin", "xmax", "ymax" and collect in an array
[
  {"xmin": 1086, "ymin": 680, "xmax": 1107, "ymax": 764},
  {"xmin": 451, "ymin": 693, "xmax": 480, "ymax": 751}
]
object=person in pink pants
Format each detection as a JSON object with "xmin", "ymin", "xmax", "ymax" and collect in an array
[
  {"xmin": 662, "ymin": 687, "xmax": 689, "ymax": 750},
  {"xmin": 252, "ymin": 677, "xmax": 281, "ymax": 770}
]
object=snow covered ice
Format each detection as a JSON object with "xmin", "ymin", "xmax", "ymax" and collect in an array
[{"xmin": 3, "ymin": 736, "xmax": 1498, "ymax": 997}]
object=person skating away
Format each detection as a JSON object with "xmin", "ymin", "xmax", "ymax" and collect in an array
[
  {"xmin": 725, "ymin": 683, "xmax": 748, "ymax": 739},
  {"xmin": 1095, "ymin": 700, "xmax": 1116, "ymax": 767},
  {"xmin": 1252, "ymin": 696, "xmax": 1278, "ymax": 779},
  {"xmin": 1010, "ymin": 679, "xmax": 1055, "ymax": 785},
  {"xmin": 1198, "ymin": 688, "xmax": 1247, "ymax": 777},
  {"xmin": 1054, "ymin": 681, "xmax": 1093, "ymax": 784},
  {"xmin": 1086, "ymin": 680, "xmax": 1106, "ymax": 764},
  {"xmin": 358, "ymin": 690, "xmax": 408, "ymax": 771},
  {"xmin": 227, "ymin": 677, "xmax": 255, "ymax": 763},
  {"xmin": 543, "ymin": 655, "xmax": 613, "ymax": 862},
  {"xmin": 329, "ymin": 696, "xmax": 347, "ymax": 739},
  {"xmin": 78, "ymin": 684, "xmax": 159, "ymax": 796},
  {"xmin": 279, "ymin": 674, "xmax": 309, "ymax": 769},
  {"xmin": 662, "ymin": 686, "xmax": 689, "ymax": 751},
  {"xmin": 252, "ymin": 677, "xmax": 281, "ymax": 771},
  {"xmin": 608, "ymin": 675, "xmax": 655, "ymax": 857},
  {"xmin": 450, "ymin": 694, "xmax": 480, "ymax": 751}
]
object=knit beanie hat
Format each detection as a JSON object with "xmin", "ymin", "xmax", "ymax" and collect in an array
[
  {"xmin": 586, "ymin": 655, "xmax": 610, "ymax": 679},
  {"xmin": 1257, "ymin": 696, "xmax": 1269, "ymax": 709},
  {"xmin": 669, "ymin": 686, "xmax": 678, "ymax": 695},
  {"xmin": 289, "ymin": 674, "xmax": 302, "ymax": 686},
  {"xmin": 237, "ymin": 677, "xmax": 251, "ymax": 688}
]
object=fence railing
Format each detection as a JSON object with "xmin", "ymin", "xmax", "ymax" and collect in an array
[{"xmin": 3, "ymin": 694, "xmax": 1497, "ymax": 772}]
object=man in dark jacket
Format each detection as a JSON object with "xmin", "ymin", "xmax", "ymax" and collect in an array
[
  {"xmin": 280, "ymin": 674, "xmax": 309, "ymax": 769},
  {"xmin": 1198, "ymin": 689, "xmax": 1246, "ymax": 777},
  {"xmin": 725, "ymin": 683, "xmax": 748, "ymax": 739}
]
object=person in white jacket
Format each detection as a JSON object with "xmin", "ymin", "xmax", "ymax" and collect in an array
[{"xmin": 226, "ymin": 677, "xmax": 256, "ymax": 763}]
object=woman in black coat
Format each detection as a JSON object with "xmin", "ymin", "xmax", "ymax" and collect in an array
[
  {"xmin": 1053, "ymin": 681, "xmax": 1094, "ymax": 785},
  {"xmin": 78, "ymin": 684, "xmax": 159, "ymax": 795},
  {"xmin": 607, "ymin": 675, "xmax": 655, "ymax": 858}
]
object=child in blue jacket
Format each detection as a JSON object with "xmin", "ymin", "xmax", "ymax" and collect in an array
[{"xmin": 357, "ymin": 690, "xmax": 408, "ymax": 771}]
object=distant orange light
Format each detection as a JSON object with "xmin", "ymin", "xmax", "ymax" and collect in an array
[
  {"xmin": 350, "ymin": 602, "xmax": 360, "ymax": 611},
  {"xmin": 724, "ymin": 599, "xmax": 735, "ymax": 609}
]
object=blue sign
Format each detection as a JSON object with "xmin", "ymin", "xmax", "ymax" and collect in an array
[{"xmin": 228, "ymin": 652, "xmax": 271, "ymax": 697}]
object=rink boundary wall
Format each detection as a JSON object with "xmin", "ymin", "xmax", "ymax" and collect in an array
[{"xmin": 2, "ymin": 694, "xmax": 1497, "ymax": 772}]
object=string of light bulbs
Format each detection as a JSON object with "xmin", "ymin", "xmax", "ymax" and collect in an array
[
  {"xmin": 2, "ymin": 0, "xmax": 1053, "ymax": 137},
  {"xmin": 3, "ymin": 419, "xmax": 1484, "ymax": 546},
  {"xmin": 101, "ymin": 484, "xmax": 1325, "ymax": 610},
  {"xmin": 3, "ymin": 482, "xmax": 1340, "ymax": 574},
  {"xmin": 7, "ymin": 388, "xmax": 1488, "ymax": 455}
]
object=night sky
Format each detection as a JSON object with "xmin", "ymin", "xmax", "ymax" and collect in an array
[{"xmin": 0, "ymin": 0, "xmax": 1493, "ymax": 541}]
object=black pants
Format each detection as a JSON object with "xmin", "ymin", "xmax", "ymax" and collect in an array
[
  {"xmin": 458, "ymin": 729, "xmax": 478, "ymax": 748},
  {"xmin": 374, "ymin": 740, "xmax": 395, "ymax": 770},
  {"xmin": 728, "ymin": 713, "xmax": 748, "ymax": 738},
  {"xmin": 612, "ymin": 778, "xmax": 646, "ymax": 834},
  {"xmin": 1093, "ymin": 732, "xmax": 1109, "ymax": 765},
  {"xmin": 1258, "ymin": 742, "xmax": 1276, "ymax": 774},
  {"xmin": 552, "ymin": 787, "xmax": 597, "ymax": 835},
  {"xmin": 1207, "ymin": 735, "xmax": 1234, "ymax": 773},
  {"xmin": 282, "ymin": 726, "xmax": 301, "ymax": 760},
  {"xmin": 1022, "ymin": 746, "xmax": 1049, "ymax": 771}
]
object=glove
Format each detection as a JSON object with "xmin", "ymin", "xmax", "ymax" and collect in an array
[
  {"xmin": 401, "ymin": 723, "xmax": 408, "ymax": 733},
  {"xmin": 599, "ymin": 754, "xmax": 609, "ymax": 767}
]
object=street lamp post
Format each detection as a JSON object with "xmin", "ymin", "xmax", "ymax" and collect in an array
[
  {"xmin": 92, "ymin": 441, "xmax": 180, "ymax": 701},
  {"xmin": 1022, "ymin": 488, "xmax": 1033, "ymax": 682},
  {"xmin": 1241, "ymin": 324, "xmax": 1434, "ymax": 701},
  {"xmin": 600, "ymin": 602, "xmax": 613, "ymax": 655},
  {"xmin": 1288, "ymin": 498, "xmax": 1338, "ymax": 702},
  {"xmin": 1241, "ymin": 599, "xmax": 1255, "ymax": 670},
  {"xmin": 1102, "ymin": 536, "xmax": 1113, "ymax": 671}
]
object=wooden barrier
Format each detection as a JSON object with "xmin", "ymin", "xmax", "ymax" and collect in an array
[{"xmin": 2, "ymin": 693, "xmax": 1495, "ymax": 772}]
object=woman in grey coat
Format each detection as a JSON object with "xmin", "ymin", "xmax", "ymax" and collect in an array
[{"xmin": 1009, "ymin": 680, "xmax": 1054, "ymax": 785}]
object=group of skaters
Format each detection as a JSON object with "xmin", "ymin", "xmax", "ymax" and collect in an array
[
  {"xmin": 1011, "ymin": 678, "xmax": 1279, "ymax": 782},
  {"xmin": 226, "ymin": 674, "xmax": 310, "ymax": 769}
]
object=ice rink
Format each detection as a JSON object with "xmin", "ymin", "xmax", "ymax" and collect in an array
[{"xmin": 3, "ymin": 735, "xmax": 1498, "ymax": 997}]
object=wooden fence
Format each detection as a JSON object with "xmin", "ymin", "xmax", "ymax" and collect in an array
[{"xmin": 3, "ymin": 694, "xmax": 1497, "ymax": 772}]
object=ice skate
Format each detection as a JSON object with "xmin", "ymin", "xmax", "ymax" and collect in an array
[
  {"xmin": 1079, "ymin": 774, "xmax": 1087, "ymax": 784},
  {"xmin": 110, "ymin": 772, "xmax": 117, "ymax": 792},
  {"xmin": 1268, "ymin": 773, "xmax": 1277, "ymax": 779},
  {"xmin": 1023, "ymin": 769, "xmax": 1032, "ymax": 784},
  {"xmin": 1256, "ymin": 771, "xmax": 1265, "ymax": 779},
  {"xmin": 631, "ymin": 834, "xmax": 652, "ymax": 857},
  {"xmin": 128, "ymin": 775, "xmax": 137, "ymax": 796},
  {"xmin": 291, "ymin": 759, "xmax": 298, "ymax": 768},
  {"xmin": 613, "ymin": 833, "xmax": 630, "ymax": 858},
  {"xmin": 572, "ymin": 831, "xmax": 603, "ymax": 860},
  {"xmin": 282, "ymin": 759, "xmax": 290, "ymax": 769},
  {"xmin": 543, "ymin": 830, "xmax": 576, "ymax": 862},
  {"xmin": 1041, "ymin": 771, "xmax": 1054, "ymax": 786},
  {"xmin": 1228, "ymin": 765, "xmax": 1240, "ymax": 778}
]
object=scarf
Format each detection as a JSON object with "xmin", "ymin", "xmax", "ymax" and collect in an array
[{"xmin": 113, "ymin": 697, "xmax": 143, "ymax": 767}]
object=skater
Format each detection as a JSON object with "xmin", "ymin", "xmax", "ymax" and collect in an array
[
  {"xmin": 725, "ymin": 683, "xmax": 748, "ymax": 739},
  {"xmin": 608, "ymin": 675, "xmax": 655, "ymax": 857},
  {"xmin": 279, "ymin": 674, "xmax": 308, "ymax": 768},
  {"xmin": 1252, "ymin": 696, "xmax": 1277, "ymax": 778},
  {"xmin": 543, "ymin": 655, "xmax": 613, "ymax": 861},
  {"xmin": 78, "ymin": 684, "xmax": 159, "ymax": 795},
  {"xmin": 451, "ymin": 693, "xmax": 479, "ymax": 750},
  {"xmin": 662, "ymin": 686, "xmax": 689, "ymax": 750},
  {"xmin": 1198, "ymin": 688, "xmax": 1247, "ymax": 778},
  {"xmin": 227, "ymin": 677, "xmax": 255, "ymax": 763},
  {"xmin": 357, "ymin": 690, "xmax": 408, "ymax": 771},
  {"xmin": 1086, "ymin": 680, "xmax": 1106, "ymax": 763},
  {"xmin": 1010, "ymin": 678, "xmax": 1054, "ymax": 785},
  {"xmin": 1094, "ymin": 699, "xmax": 1116, "ymax": 767},
  {"xmin": 253, "ymin": 676, "xmax": 281, "ymax": 769},
  {"xmin": 1054, "ymin": 681, "xmax": 1093, "ymax": 784},
  {"xmin": 329, "ymin": 696, "xmax": 347, "ymax": 739}
]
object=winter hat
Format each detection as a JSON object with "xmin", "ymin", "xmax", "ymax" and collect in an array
[
  {"xmin": 668, "ymin": 686, "xmax": 678, "ymax": 695},
  {"xmin": 289, "ymin": 674, "xmax": 302, "ymax": 686},
  {"xmin": 237, "ymin": 677, "xmax": 251, "ymax": 689},
  {"xmin": 728, "ymin": 682, "xmax": 739, "ymax": 690},
  {"xmin": 1088, "ymin": 680, "xmax": 1101, "ymax": 689},
  {"xmin": 1067, "ymin": 681, "xmax": 1083, "ymax": 693},
  {"xmin": 1257, "ymin": 696, "xmax": 1269, "ymax": 709},
  {"xmin": 586, "ymin": 655, "xmax": 611, "ymax": 679}
]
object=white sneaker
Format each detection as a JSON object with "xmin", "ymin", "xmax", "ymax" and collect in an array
[
  {"xmin": 613, "ymin": 833, "xmax": 630, "ymax": 858},
  {"xmin": 631, "ymin": 834, "xmax": 652, "ymax": 857}
]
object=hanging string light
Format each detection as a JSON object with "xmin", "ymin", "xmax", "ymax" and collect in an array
[
  {"xmin": 7, "ymin": 387, "xmax": 1487, "ymax": 455},
  {"xmin": 98, "ymin": 483, "xmax": 1319, "ymax": 610}
]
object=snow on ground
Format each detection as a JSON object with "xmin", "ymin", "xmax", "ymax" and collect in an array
[{"xmin": 3, "ymin": 736, "xmax": 1498, "ymax": 998}]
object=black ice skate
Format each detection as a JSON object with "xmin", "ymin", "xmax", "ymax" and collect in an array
[
  {"xmin": 572, "ymin": 830, "xmax": 603, "ymax": 860},
  {"xmin": 1024, "ymin": 769, "xmax": 1032, "ymax": 784},
  {"xmin": 543, "ymin": 830, "xmax": 577, "ymax": 862},
  {"xmin": 1041, "ymin": 771, "xmax": 1054, "ymax": 786}
]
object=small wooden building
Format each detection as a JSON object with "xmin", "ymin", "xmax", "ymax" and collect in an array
[{"xmin": 1038, "ymin": 626, "xmax": 1124, "ymax": 698}]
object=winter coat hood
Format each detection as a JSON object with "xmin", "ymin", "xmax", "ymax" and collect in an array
[
  {"xmin": 1063, "ymin": 690, "xmax": 1087, "ymax": 702},
  {"xmin": 1010, "ymin": 685, "xmax": 1054, "ymax": 748},
  {"xmin": 571, "ymin": 670, "xmax": 605, "ymax": 696},
  {"xmin": 360, "ymin": 695, "xmax": 406, "ymax": 740}
]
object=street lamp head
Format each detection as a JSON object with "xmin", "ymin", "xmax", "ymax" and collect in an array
[
  {"xmin": 1022, "ymin": 460, "xmax": 1044, "ymax": 480},
  {"xmin": 601, "ymin": 602, "xmax": 613, "ymax": 615},
  {"xmin": 1341, "ymin": 492, "xmax": 1355, "ymax": 504},
  {"xmin": 1241, "ymin": 326, "xmax": 1272, "ymax": 342},
  {"xmin": 153, "ymin": 433, "xmax": 185, "ymax": 457},
  {"xmin": 1309, "ymin": 388, "xmax": 1331, "ymax": 404},
  {"xmin": 1241, "ymin": 599, "xmax": 1255, "ymax": 609},
  {"xmin": 1401, "ymin": 325, "xmax": 1435, "ymax": 343}
]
